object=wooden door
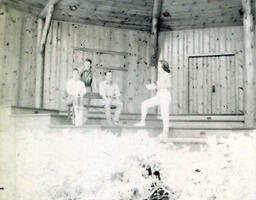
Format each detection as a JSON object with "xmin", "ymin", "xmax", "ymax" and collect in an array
[{"xmin": 188, "ymin": 55, "xmax": 239, "ymax": 114}]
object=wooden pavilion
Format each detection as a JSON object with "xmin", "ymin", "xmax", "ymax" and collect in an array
[
  {"xmin": 1, "ymin": 1, "xmax": 256, "ymax": 199},
  {"xmin": 0, "ymin": 0, "xmax": 256, "ymax": 132}
]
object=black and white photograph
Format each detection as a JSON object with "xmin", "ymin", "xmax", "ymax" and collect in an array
[{"xmin": 0, "ymin": 0, "xmax": 256, "ymax": 199}]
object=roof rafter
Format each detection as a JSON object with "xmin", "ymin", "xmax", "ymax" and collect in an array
[
  {"xmin": 151, "ymin": 0, "xmax": 163, "ymax": 34},
  {"xmin": 39, "ymin": 0, "xmax": 61, "ymax": 18}
]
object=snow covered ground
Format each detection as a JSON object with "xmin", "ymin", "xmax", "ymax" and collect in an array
[{"xmin": 1, "ymin": 128, "xmax": 256, "ymax": 200}]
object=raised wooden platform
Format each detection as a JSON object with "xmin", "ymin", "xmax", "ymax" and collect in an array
[
  {"xmin": 8, "ymin": 112, "xmax": 250, "ymax": 137},
  {"xmin": 2, "ymin": 105, "xmax": 246, "ymax": 130},
  {"xmin": 1, "ymin": 105, "xmax": 254, "ymax": 151},
  {"xmin": 9, "ymin": 112, "xmax": 245, "ymax": 127},
  {"xmin": 0, "ymin": 105, "xmax": 60, "ymax": 115}
]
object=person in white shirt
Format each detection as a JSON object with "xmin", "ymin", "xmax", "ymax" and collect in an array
[
  {"xmin": 99, "ymin": 71, "xmax": 123, "ymax": 125},
  {"xmin": 134, "ymin": 60, "xmax": 171, "ymax": 137},
  {"xmin": 66, "ymin": 68, "xmax": 87, "ymax": 126}
]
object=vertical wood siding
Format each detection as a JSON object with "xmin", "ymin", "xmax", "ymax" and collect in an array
[
  {"xmin": 43, "ymin": 21, "xmax": 154, "ymax": 113},
  {"xmin": 0, "ymin": 6, "xmax": 37, "ymax": 107},
  {"xmin": 0, "ymin": 5, "xmax": 247, "ymax": 115},
  {"xmin": 159, "ymin": 26, "xmax": 245, "ymax": 114}
]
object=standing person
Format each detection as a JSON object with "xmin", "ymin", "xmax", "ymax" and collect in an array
[
  {"xmin": 134, "ymin": 60, "xmax": 171, "ymax": 136},
  {"xmin": 80, "ymin": 59, "xmax": 97, "ymax": 123},
  {"xmin": 66, "ymin": 68, "xmax": 87, "ymax": 126},
  {"xmin": 99, "ymin": 71, "xmax": 123, "ymax": 125}
]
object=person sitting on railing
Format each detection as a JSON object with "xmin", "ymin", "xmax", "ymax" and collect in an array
[
  {"xmin": 66, "ymin": 68, "xmax": 87, "ymax": 126},
  {"xmin": 99, "ymin": 71, "xmax": 123, "ymax": 125}
]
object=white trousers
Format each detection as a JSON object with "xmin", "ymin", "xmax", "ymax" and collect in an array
[{"xmin": 141, "ymin": 92, "xmax": 171, "ymax": 133}]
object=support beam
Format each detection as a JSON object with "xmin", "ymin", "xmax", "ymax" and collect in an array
[
  {"xmin": 150, "ymin": 0, "xmax": 162, "ymax": 66},
  {"xmin": 40, "ymin": 4, "xmax": 54, "ymax": 52},
  {"xmin": 151, "ymin": 0, "xmax": 163, "ymax": 35},
  {"xmin": 35, "ymin": 0, "xmax": 60, "ymax": 107},
  {"xmin": 39, "ymin": 0, "xmax": 60, "ymax": 18},
  {"xmin": 35, "ymin": 18, "xmax": 44, "ymax": 108},
  {"xmin": 149, "ymin": 0, "xmax": 163, "ymax": 114},
  {"xmin": 242, "ymin": 0, "xmax": 256, "ymax": 127}
]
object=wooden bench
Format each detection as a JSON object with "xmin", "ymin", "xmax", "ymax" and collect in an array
[
  {"xmin": 83, "ymin": 92, "xmax": 117, "ymax": 109},
  {"xmin": 67, "ymin": 92, "xmax": 116, "ymax": 121},
  {"xmin": 84, "ymin": 92, "xmax": 102, "ymax": 99}
]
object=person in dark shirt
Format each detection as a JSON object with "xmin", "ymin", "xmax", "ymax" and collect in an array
[
  {"xmin": 80, "ymin": 59, "xmax": 97, "ymax": 123},
  {"xmin": 80, "ymin": 59, "xmax": 94, "ymax": 93}
]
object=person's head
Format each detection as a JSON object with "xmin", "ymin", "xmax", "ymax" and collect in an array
[
  {"xmin": 104, "ymin": 71, "xmax": 112, "ymax": 83},
  {"xmin": 83, "ymin": 59, "xmax": 92, "ymax": 70},
  {"xmin": 158, "ymin": 60, "xmax": 170, "ymax": 74},
  {"xmin": 72, "ymin": 68, "xmax": 80, "ymax": 80}
]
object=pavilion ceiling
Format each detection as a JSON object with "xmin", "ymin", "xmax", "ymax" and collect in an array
[
  {"xmin": 160, "ymin": 0, "xmax": 243, "ymax": 30},
  {"xmin": 3, "ymin": 0, "xmax": 244, "ymax": 31}
]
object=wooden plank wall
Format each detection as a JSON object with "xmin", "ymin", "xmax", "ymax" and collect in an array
[
  {"xmin": 0, "ymin": 4, "xmax": 6, "ymax": 104},
  {"xmin": 159, "ymin": 26, "xmax": 245, "ymax": 114},
  {"xmin": 43, "ymin": 20, "xmax": 153, "ymax": 113},
  {"xmin": 0, "ymin": 5, "xmax": 37, "ymax": 107},
  {"xmin": 0, "ymin": 5, "xmax": 247, "ymax": 115}
]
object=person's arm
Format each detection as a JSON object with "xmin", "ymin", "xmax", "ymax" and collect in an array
[
  {"xmin": 145, "ymin": 83, "xmax": 157, "ymax": 90},
  {"xmin": 80, "ymin": 82, "xmax": 87, "ymax": 96},
  {"xmin": 92, "ymin": 75, "xmax": 98, "ymax": 92},
  {"xmin": 66, "ymin": 80, "xmax": 74, "ymax": 96},
  {"xmin": 99, "ymin": 82, "xmax": 108, "ymax": 101},
  {"xmin": 114, "ymin": 83, "xmax": 121, "ymax": 99},
  {"xmin": 79, "ymin": 67, "xmax": 84, "ymax": 77}
]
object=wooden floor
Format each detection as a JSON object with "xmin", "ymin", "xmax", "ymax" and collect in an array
[{"xmin": 1, "ymin": 105, "xmax": 254, "ymax": 151}]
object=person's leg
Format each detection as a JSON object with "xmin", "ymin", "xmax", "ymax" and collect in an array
[
  {"xmin": 111, "ymin": 99, "xmax": 123, "ymax": 122},
  {"xmin": 78, "ymin": 96, "xmax": 85, "ymax": 126},
  {"xmin": 134, "ymin": 96, "xmax": 159, "ymax": 126},
  {"xmin": 103, "ymin": 99, "xmax": 112, "ymax": 123},
  {"xmin": 66, "ymin": 95, "xmax": 73, "ymax": 119},
  {"xmin": 66, "ymin": 95, "xmax": 74, "ymax": 122},
  {"xmin": 141, "ymin": 96, "xmax": 159, "ymax": 121},
  {"xmin": 83, "ymin": 86, "xmax": 92, "ymax": 124},
  {"xmin": 74, "ymin": 96, "xmax": 85, "ymax": 126},
  {"xmin": 71, "ymin": 106, "xmax": 75, "ymax": 124},
  {"xmin": 160, "ymin": 98, "xmax": 170, "ymax": 135},
  {"xmin": 73, "ymin": 97, "xmax": 80, "ymax": 126}
]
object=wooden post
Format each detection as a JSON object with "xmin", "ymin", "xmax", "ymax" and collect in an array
[
  {"xmin": 149, "ymin": 32, "xmax": 158, "ymax": 92},
  {"xmin": 150, "ymin": 0, "xmax": 162, "ymax": 88},
  {"xmin": 35, "ymin": 0, "xmax": 60, "ymax": 107},
  {"xmin": 242, "ymin": 0, "xmax": 256, "ymax": 127},
  {"xmin": 149, "ymin": 0, "xmax": 162, "ymax": 114},
  {"xmin": 0, "ymin": 4, "xmax": 6, "ymax": 97},
  {"xmin": 150, "ymin": 0, "xmax": 162, "ymax": 67},
  {"xmin": 40, "ymin": 5, "xmax": 54, "ymax": 53},
  {"xmin": 35, "ymin": 18, "xmax": 44, "ymax": 107}
]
